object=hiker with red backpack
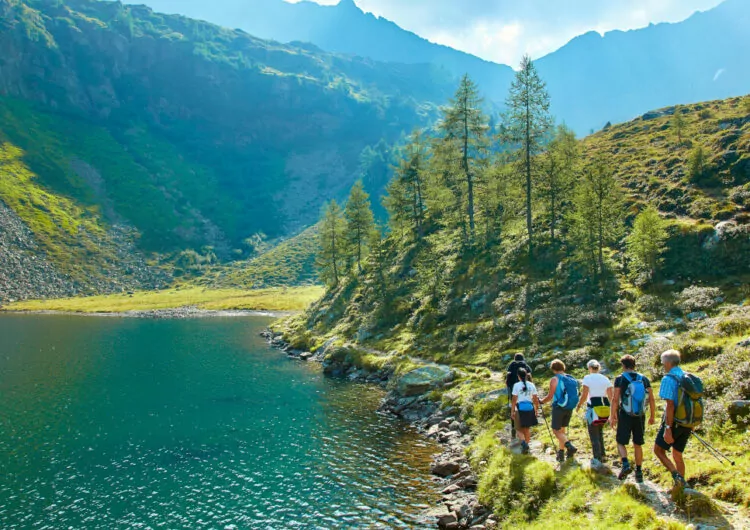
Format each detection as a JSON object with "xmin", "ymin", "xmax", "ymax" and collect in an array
[
  {"xmin": 576, "ymin": 359, "xmax": 613, "ymax": 469},
  {"xmin": 653, "ymin": 349, "xmax": 704, "ymax": 491},
  {"xmin": 540, "ymin": 359, "xmax": 579, "ymax": 463},
  {"xmin": 609, "ymin": 354, "xmax": 656, "ymax": 483}
]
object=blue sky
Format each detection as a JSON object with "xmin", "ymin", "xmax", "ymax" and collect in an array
[{"xmin": 288, "ymin": 0, "xmax": 724, "ymax": 64}]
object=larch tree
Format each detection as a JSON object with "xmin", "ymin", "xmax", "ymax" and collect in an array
[
  {"xmin": 504, "ymin": 55, "xmax": 552, "ymax": 261},
  {"xmin": 539, "ymin": 124, "xmax": 579, "ymax": 249},
  {"xmin": 672, "ymin": 108, "xmax": 686, "ymax": 145},
  {"xmin": 383, "ymin": 131, "xmax": 427, "ymax": 240},
  {"xmin": 344, "ymin": 180, "xmax": 375, "ymax": 273},
  {"xmin": 626, "ymin": 206, "xmax": 669, "ymax": 282},
  {"xmin": 316, "ymin": 200, "xmax": 346, "ymax": 286},
  {"xmin": 571, "ymin": 158, "xmax": 625, "ymax": 279},
  {"xmin": 438, "ymin": 74, "xmax": 489, "ymax": 241}
]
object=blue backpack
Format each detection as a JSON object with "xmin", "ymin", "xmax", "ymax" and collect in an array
[
  {"xmin": 621, "ymin": 373, "xmax": 647, "ymax": 417},
  {"xmin": 553, "ymin": 374, "xmax": 580, "ymax": 410}
]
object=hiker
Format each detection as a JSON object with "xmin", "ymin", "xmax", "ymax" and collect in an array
[
  {"xmin": 540, "ymin": 359, "xmax": 579, "ymax": 463},
  {"xmin": 506, "ymin": 354, "xmax": 533, "ymax": 438},
  {"xmin": 510, "ymin": 367, "xmax": 540, "ymax": 455},
  {"xmin": 576, "ymin": 359, "xmax": 613, "ymax": 468},
  {"xmin": 610, "ymin": 354, "xmax": 656, "ymax": 483},
  {"xmin": 654, "ymin": 349, "xmax": 699, "ymax": 490}
]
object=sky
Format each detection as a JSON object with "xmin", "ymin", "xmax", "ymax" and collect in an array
[{"xmin": 287, "ymin": 0, "xmax": 725, "ymax": 65}]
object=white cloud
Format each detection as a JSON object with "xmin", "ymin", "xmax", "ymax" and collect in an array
[{"xmin": 713, "ymin": 68, "xmax": 726, "ymax": 81}]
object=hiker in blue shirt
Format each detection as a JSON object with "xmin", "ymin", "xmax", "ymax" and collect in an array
[
  {"xmin": 540, "ymin": 359, "xmax": 578, "ymax": 463},
  {"xmin": 653, "ymin": 349, "xmax": 690, "ymax": 489}
]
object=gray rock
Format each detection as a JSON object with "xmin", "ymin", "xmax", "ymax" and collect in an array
[
  {"xmin": 738, "ymin": 338, "xmax": 750, "ymax": 348},
  {"xmin": 437, "ymin": 514, "xmax": 458, "ymax": 529},
  {"xmin": 431, "ymin": 460, "xmax": 461, "ymax": 477},
  {"xmin": 687, "ymin": 311, "xmax": 708, "ymax": 321},
  {"xmin": 729, "ymin": 400, "xmax": 750, "ymax": 423},
  {"xmin": 396, "ymin": 364, "xmax": 454, "ymax": 397}
]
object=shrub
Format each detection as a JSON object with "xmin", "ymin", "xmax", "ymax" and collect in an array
[{"xmin": 676, "ymin": 286, "xmax": 722, "ymax": 313}]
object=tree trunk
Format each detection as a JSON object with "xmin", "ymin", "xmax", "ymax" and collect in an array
[{"xmin": 464, "ymin": 105, "xmax": 475, "ymax": 237}]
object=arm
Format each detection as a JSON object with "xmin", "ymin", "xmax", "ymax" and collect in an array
[
  {"xmin": 606, "ymin": 386, "xmax": 613, "ymax": 402},
  {"xmin": 610, "ymin": 387, "xmax": 621, "ymax": 428},
  {"xmin": 664, "ymin": 399, "xmax": 675, "ymax": 443},
  {"xmin": 511, "ymin": 394, "xmax": 518, "ymax": 419},
  {"xmin": 533, "ymin": 393, "xmax": 541, "ymax": 412},
  {"xmin": 576, "ymin": 385, "xmax": 589, "ymax": 412},
  {"xmin": 648, "ymin": 388, "xmax": 656, "ymax": 425},
  {"xmin": 540, "ymin": 377, "xmax": 558, "ymax": 405}
]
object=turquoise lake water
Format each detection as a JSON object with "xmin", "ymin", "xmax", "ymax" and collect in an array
[{"xmin": 0, "ymin": 314, "xmax": 440, "ymax": 529}]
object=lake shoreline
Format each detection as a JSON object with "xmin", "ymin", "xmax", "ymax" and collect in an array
[
  {"xmin": 261, "ymin": 328, "xmax": 494, "ymax": 530},
  {"xmin": 1, "ymin": 307, "xmax": 297, "ymax": 319}
]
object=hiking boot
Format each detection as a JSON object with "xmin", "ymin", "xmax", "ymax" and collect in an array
[
  {"xmin": 565, "ymin": 443, "xmax": 578, "ymax": 460},
  {"xmin": 556, "ymin": 450, "xmax": 565, "ymax": 463},
  {"xmin": 672, "ymin": 472, "xmax": 687, "ymax": 491},
  {"xmin": 635, "ymin": 468, "xmax": 644, "ymax": 484},
  {"xmin": 521, "ymin": 441, "xmax": 530, "ymax": 455},
  {"xmin": 618, "ymin": 461, "xmax": 632, "ymax": 481},
  {"xmin": 590, "ymin": 458, "xmax": 602, "ymax": 469}
]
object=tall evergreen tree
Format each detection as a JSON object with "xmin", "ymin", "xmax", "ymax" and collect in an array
[
  {"xmin": 316, "ymin": 200, "xmax": 346, "ymax": 286},
  {"xmin": 571, "ymin": 158, "xmax": 625, "ymax": 279},
  {"xmin": 345, "ymin": 180, "xmax": 375, "ymax": 273},
  {"xmin": 672, "ymin": 108, "xmax": 686, "ymax": 145},
  {"xmin": 626, "ymin": 206, "xmax": 669, "ymax": 282},
  {"xmin": 383, "ymin": 132, "xmax": 427, "ymax": 239},
  {"xmin": 539, "ymin": 125, "xmax": 578, "ymax": 249},
  {"xmin": 504, "ymin": 55, "xmax": 552, "ymax": 261},
  {"xmin": 438, "ymin": 74, "xmax": 489, "ymax": 241}
]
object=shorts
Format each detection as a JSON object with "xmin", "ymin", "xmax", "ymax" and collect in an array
[
  {"xmin": 515, "ymin": 408, "xmax": 539, "ymax": 429},
  {"xmin": 616, "ymin": 412, "xmax": 646, "ymax": 446},
  {"xmin": 655, "ymin": 423, "xmax": 692, "ymax": 453},
  {"xmin": 551, "ymin": 406, "xmax": 572, "ymax": 431}
]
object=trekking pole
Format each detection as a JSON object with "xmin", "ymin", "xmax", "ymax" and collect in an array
[
  {"xmin": 540, "ymin": 410, "xmax": 557, "ymax": 448},
  {"xmin": 691, "ymin": 432, "xmax": 736, "ymax": 466}
]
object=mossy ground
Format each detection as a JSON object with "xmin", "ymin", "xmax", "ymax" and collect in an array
[{"xmin": 2, "ymin": 286, "xmax": 324, "ymax": 313}]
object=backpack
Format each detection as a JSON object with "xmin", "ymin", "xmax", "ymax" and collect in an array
[
  {"xmin": 553, "ymin": 374, "xmax": 580, "ymax": 410},
  {"xmin": 589, "ymin": 396, "xmax": 610, "ymax": 426},
  {"xmin": 506, "ymin": 361, "xmax": 531, "ymax": 388},
  {"xmin": 621, "ymin": 372, "xmax": 647, "ymax": 417},
  {"xmin": 668, "ymin": 373, "xmax": 704, "ymax": 430}
]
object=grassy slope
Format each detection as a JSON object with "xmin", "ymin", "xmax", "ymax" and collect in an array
[
  {"xmin": 275, "ymin": 96, "xmax": 750, "ymax": 527},
  {"xmin": 3, "ymin": 286, "xmax": 324, "ymax": 312}
]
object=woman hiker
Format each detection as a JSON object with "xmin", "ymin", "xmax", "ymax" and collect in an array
[
  {"xmin": 576, "ymin": 359, "xmax": 613, "ymax": 468},
  {"xmin": 510, "ymin": 367, "xmax": 540, "ymax": 455}
]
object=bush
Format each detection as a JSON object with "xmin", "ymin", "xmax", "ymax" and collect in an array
[{"xmin": 676, "ymin": 286, "xmax": 723, "ymax": 313}]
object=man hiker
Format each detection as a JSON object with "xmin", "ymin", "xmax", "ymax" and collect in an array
[
  {"xmin": 506, "ymin": 353, "xmax": 533, "ymax": 438},
  {"xmin": 610, "ymin": 354, "xmax": 655, "ymax": 483},
  {"xmin": 540, "ymin": 359, "xmax": 578, "ymax": 463},
  {"xmin": 576, "ymin": 359, "xmax": 613, "ymax": 468},
  {"xmin": 653, "ymin": 349, "xmax": 692, "ymax": 490}
]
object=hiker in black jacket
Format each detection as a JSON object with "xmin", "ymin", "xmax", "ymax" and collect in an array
[{"xmin": 506, "ymin": 354, "xmax": 533, "ymax": 438}]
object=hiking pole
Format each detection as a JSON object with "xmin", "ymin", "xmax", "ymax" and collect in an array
[
  {"xmin": 540, "ymin": 410, "xmax": 557, "ymax": 448},
  {"xmin": 691, "ymin": 432, "xmax": 736, "ymax": 466}
]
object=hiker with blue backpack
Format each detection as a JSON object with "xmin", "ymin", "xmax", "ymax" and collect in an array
[
  {"xmin": 576, "ymin": 360, "xmax": 613, "ymax": 468},
  {"xmin": 609, "ymin": 354, "xmax": 656, "ymax": 483},
  {"xmin": 540, "ymin": 359, "xmax": 579, "ymax": 463},
  {"xmin": 653, "ymin": 349, "xmax": 704, "ymax": 491}
]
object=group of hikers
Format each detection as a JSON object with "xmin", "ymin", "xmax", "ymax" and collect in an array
[{"xmin": 505, "ymin": 348, "xmax": 704, "ymax": 490}]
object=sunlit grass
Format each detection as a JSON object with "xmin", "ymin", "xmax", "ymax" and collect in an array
[{"xmin": 3, "ymin": 286, "xmax": 325, "ymax": 313}]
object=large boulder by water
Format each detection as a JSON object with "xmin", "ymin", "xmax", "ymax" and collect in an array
[{"xmin": 396, "ymin": 365, "xmax": 454, "ymax": 397}]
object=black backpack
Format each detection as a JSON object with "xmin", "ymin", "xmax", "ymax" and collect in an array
[{"xmin": 506, "ymin": 361, "xmax": 531, "ymax": 388}]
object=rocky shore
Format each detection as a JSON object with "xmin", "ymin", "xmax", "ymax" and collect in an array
[
  {"xmin": 260, "ymin": 329, "xmax": 496, "ymax": 530},
  {"xmin": 5, "ymin": 307, "xmax": 293, "ymax": 319}
]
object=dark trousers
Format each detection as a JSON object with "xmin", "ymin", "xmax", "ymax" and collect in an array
[
  {"xmin": 587, "ymin": 422, "xmax": 606, "ymax": 461},
  {"xmin": 507, "ymin": 386, "xmax": 516, "ymax": 438}
]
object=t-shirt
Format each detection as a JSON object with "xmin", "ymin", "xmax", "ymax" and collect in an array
[
  {"xmin": 614, "ymin": 372, "xmax": 652, "ymax": 410},
  {"xmin": 582, "ymin": 373, "xmax": 613, "ymax": 404},
  {"xmin": 512, "ymin": 381, "xmax": 538, "ymax": 404},
  {"xmin": 506, "ymin": 360, "xmax": 532, "ymax": 388}
]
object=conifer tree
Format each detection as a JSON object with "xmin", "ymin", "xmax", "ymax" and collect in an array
[
  {"xmin": 672, "ymin": 108, "xmax": 686, "ymax": 145},
  {"xmin": 626, "ymin": 206, "xmax": 669, "ymax": 282},
  {"xmin": 316, "ymin": 200, "xmax": 346, "ymax": 286},
  {"xmin": 384, "ymin": 132, "xmax": 427, "ymax": 239},
  {"xmin": 539, "ymin": 125, "xmax": 578, "ymax": 249},
  {"xmin": 344, "ymin": 181, "xmax": 375, "ymax": 273},
  {"xmin": 504, "ymin": 55, "xmax": 552, "ymax": 261},
  {"xmin": 571, "ymin": 158, "xmax": 625, "ymax": 279},
  {"xmin": 438, "ymin": 75, "xmax": 489, "ymax": 241}
]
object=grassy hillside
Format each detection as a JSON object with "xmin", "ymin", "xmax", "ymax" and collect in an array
[{"xmin": 275, "ymin": 94, "xmax": 750, "ymax": 527}]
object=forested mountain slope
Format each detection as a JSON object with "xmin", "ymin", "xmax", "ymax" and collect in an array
[
  {"xmin": 0, "ymin": 0, "xmax": 453, "ymax": 299},
  {"xmin": 131, "ymin": 0, "xmax": 750, "ymax": 135}
]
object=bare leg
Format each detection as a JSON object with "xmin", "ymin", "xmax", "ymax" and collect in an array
[
  {"xmin": 654, "ymin": 444, "xmax": 677, "ymax": 474},
  {"xmin": 634, "ymin": 444, "xmax": 643, "ymax": 466},
  {"xmin": 673, "ymin": 450, "xmax": 685, "ymax": 477},
  {"xmin": 523, "ymin": 428, "xmax": 531, "ymax": 444},
  {"xmin": 617, "ymin": 444, "xmax": 628, "ymax": 459},
  {"xmin": 554, "ymin": 428, "xmax": 568, "ymax": 450}
]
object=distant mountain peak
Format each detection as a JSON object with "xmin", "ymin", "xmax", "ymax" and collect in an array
[{"xmin": 337, "ymin": 0, "xmax": 359, "ymax": 11}]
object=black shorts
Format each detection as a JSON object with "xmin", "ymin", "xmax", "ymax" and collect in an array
[
  {"xmin": 551, "ymin": 406, "xmax": 572, "ymax": 431},
  {"xmin": 616, "ymin": 412, "xmax": 646, "ymax": 446},
  {"xmin": 655, "ymin": 423, "xmax": 692, "ymax": 453}
]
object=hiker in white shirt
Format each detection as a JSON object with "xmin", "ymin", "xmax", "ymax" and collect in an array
[
  {"xmin": 576, "ymin": 360, "xmax": 613, "ymax": 468},
  {"xmin": 511, "ymin": 367, "xmax": 540, "ymax": 455}
]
